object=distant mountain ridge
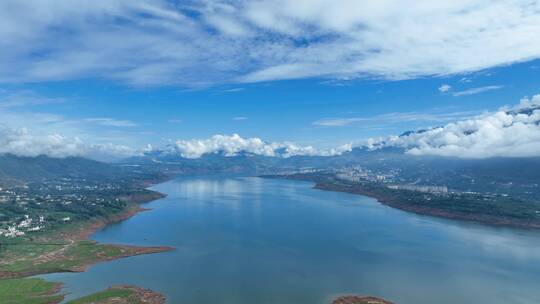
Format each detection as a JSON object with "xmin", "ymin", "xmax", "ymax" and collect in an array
[{"xmin": 0, "ymin": 154, "xmax": 135, "ymax": 186}]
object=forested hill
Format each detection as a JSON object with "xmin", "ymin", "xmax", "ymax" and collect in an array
[{"xmin": 0, "ymin": 154, "xmax": 159, "ymax": 186}]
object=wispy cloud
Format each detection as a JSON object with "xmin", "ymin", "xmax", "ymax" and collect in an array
[
  {"xmin": 0, "ymin": 1, "xmax": 539, "ymax": 86},
  {"xmin": 452, "ymin": 85, "xmax": 504, "ymax": 97},
  {"xmin": 168, "ymin": 119, "xmax": 182, "ymax": 124},
  {"xmin": 313, "ymin": 110, "xmax": 479, "ymax": 127},
  {"xmin": 233, "ymin": 116, "xmax": 248, "ymax": 121},
  {"xmin": 314, "ymin": 117, "xmax": 365, "ymax": 127},
  {"xmin": 84, "ymin": 118, "xmax": 138, "ymax": 128},
  {"xmin": 0, "ymin": 90, "xmax": 66, "ymax": 108},
  {"xmin": 223, "ymin": 88, "xmax": 245, "ymax": 93}
]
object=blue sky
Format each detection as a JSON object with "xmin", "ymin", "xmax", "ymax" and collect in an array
[
  {"xmin": 1, "ymin": 1, "xmax": 540, "ymax": 159},
  {"xmin": 3, "ymin": 59, "xmax": 539, "ymax": 147}
]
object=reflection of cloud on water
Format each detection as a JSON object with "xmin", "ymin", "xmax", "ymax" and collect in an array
[
  {"xmin": 166, "ymin": 177, "xmax": 267, "ymax": 210},
  {"xmin": 166, "ymin": 176, "xmax": 540, "ymax": 262},
  {"xmin": 399, "ymin": 209, "xmax": 540, "ymax": 260},
  {"xmin": 445, "ymin": 224, "xmax": 540, "ymax": 261}
]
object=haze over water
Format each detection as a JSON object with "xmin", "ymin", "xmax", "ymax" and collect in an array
[{"xmin": 42, "ymin": 176, "xmax": 540, "ymax": 304}]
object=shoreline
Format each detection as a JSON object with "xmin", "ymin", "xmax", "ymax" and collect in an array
[
  {"xmin": 313, "ymin": 182, "xmax": 540, "ymax": 230},
  {"xmin": 65, "ymin": 285, "xmax": 166, "ymax": 304},
  {"xmin": 260, "ymin": 174, "xmax": 540, "ymax": 230},
  {"xmin": 67, "ymin": 191, "xmax": 176, "ymax": 272},
  {"xmin": 0, "ymin": 188, "xmax": 175, "ymax": 280},
  {"xmin": 58, "ymin": 190, "xmax": 169, "ymax": 241},
  {"xmin": 332, "ymin": 295, "xmax": 394, "ymax": 304},
  {"xmin": 0, "ymin": 179, "xmax": 174, "ymax": 303}
]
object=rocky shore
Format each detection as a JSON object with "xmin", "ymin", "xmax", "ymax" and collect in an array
[{"xmin": 333, "ymin": 295, "xmax": 394, "ymax": 304}]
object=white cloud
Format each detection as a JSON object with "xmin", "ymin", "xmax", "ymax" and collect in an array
[
  {"xmin": 314, "ymin": 117, "xmax": 366, "ymax": 127},
  {"xmin": 0, "ymin": 122, "xmax": 352, "ymax": 160},
  {"xmin": 0, "ymin": 125, "xmax": 138, "ymax": 160},
  {"xmin": 313, "ymin": 110, "xmax": 478, "ymax": 127},
  {"xmin": 0, "ymin": 1, "xmax": 540, "ymax": 86},
  {"xmin": 171, "ymin": 134, "xmax": 351, "ymax": 158},
  {"xmin": 233, "ymin": 116, "xmax": 248, "ymax": 121},
  {"xmin": 438, "ymin": 84, "xmax": 451, "ymax": 93},
  {"xmin": 0, "ymin": 90, "xmax": 66, "ymax": 108},
  {"xmin": 84, "ymin": 118, "xmax": 138, "ymax": 127},
  {"xmin": 371, "ymin": 95, "xmax": 540, "ymax": 158},
  {"xmin": 222, "ymin": 88, "xmax": 245, "ymax": 93},
  {"xmin": 452, "ymin": 85, "xmax": 504, "ymax": 97}
]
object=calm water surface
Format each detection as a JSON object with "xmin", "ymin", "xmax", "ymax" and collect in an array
[{"xmin": 41, "ymin": 176, "xmax": 540, "ymax": 304}]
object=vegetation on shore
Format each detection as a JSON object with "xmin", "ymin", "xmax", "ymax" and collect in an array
[
  {"xmin": 0, "ymin": 239, "xmax": 172, "ymax": 279},
  {"xmin": 265, "ymin": 173, "xmax": 540, "ymax": 229},
  {"xmin": 0, "ymin": 278, "xmax": 166, "ymax": 304},
  {"xmin": 0, "ymin": 277, "xmax": 63, "ymax": 304},
  {"xmin": 0, "ymin": 192, "xmax": 173, "ymax": 280},
  {"xmin": 0, "ymin": 181, "xmax": 172, "ymax": 303},
  {"xmin": 315, "ymin": 181, "xmax": 540, "ymax": 229},
  {"xmin": 66, "ymin": 285, "xmax": 166, "ymax": 304}
]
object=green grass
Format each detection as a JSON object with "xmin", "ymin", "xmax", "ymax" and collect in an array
[
  {"xmin": 0, "ymin": 279, "xmax": 146, "ymax": 304},
  {"xmin": 0, "ymin": 278, "xmax": 63, "ymax": 304},
  {"xmin": 66, "ymin": 288, "xmax": 134, "ymax": 304},
  {"xmin": 0, "ymin": 240, "xmax": 131, "ymax": 277}
]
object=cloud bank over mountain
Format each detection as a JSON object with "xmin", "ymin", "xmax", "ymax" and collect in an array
[
  {"xmin": 371, "ymin": 95, "xmax": 540, "ymax": 158},
  {"xmin": 0, "ymin": 127, "xmax": 352, "ymax": 160},
  {"xmin": 1, "ymin": 1, "xmax": 540, "ymax": 86},
  {"xmin": 0, "ymin": 125, "xmax": 137, "ymax": 161},
  {"xmin": 172, "ymin": 134, "xmax": 352, "ymax": 158},
  {"xmin": 2, "ymin": 95, "xmax": 540, "ymax": 160}
]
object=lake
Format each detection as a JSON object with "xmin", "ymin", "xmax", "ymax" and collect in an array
[{"xmin": 40, "ymin": 176, "xmax": 540, "ymax": 303}]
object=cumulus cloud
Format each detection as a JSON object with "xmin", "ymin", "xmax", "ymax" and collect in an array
[
  {"xmin": 1, "ymin": 1, "xmax": 540, "ymax": 86},
  {"xmin": 0, "ymin": 125, "xmax": 139, "ymax": 161},
  {"xmin": 171, "ymin": 134, "xmax": 351, "ymax": 158},
  {"xmin": 370, "ymin": 95, "xmax": 540, "ymax": 158},
  {"xmin": 0, "ymin": 129, "xmax": 351, "ymax": 160}
]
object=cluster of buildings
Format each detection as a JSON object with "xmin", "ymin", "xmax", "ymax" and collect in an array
[
  {"xmin": 0, "ymin": 178, "xmax": 124, "ymax": 239},
  {"xmin": 334, "ymin": 166, "xmax": 450, "ymax": 195},
  {"xmin": 0, "ymin": 215, "xmax": 45, "ymax": 237},
  {"xmin": 387, "ymin": 184, "xmax": 448, "ymax": 194},
  {"xmin": 264, "ymin": 167, "xmax": 324, "ymax": 175},
  {"xmin": 335, "ymin": 166, "xmax": 396, "ymax": 183}
]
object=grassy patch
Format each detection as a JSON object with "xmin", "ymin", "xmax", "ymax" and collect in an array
[
  {"xmin": 0, "ymin": 278, "xmax": 63, "ymax": 304},
  {"xmin": 66, "ymin": 288, "xmax": 134, "ymax": 304},
  {"xmin": 0, "ymin": 239, "xmax": 137, "ymax": 278},
  {"xmin": 0, "ymin": 279, "xmax": 162, "ymax": 304}
]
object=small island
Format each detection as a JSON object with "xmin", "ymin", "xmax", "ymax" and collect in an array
[{"xmin": 333, "ymin": 295, "xmax": 394, "ymax": 304}]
